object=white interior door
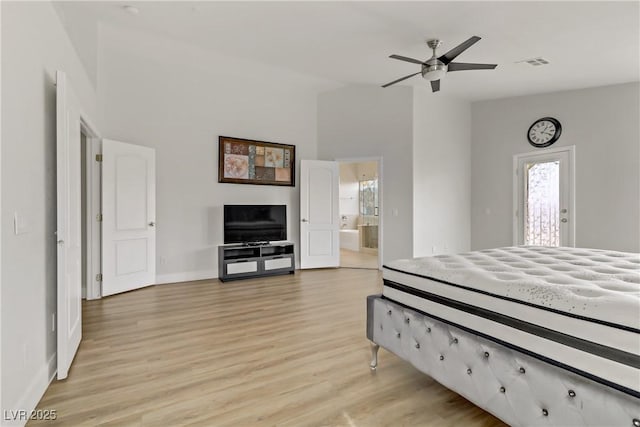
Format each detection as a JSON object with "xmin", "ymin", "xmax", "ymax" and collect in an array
[
  {"xmin": 56, "ymin": 71, "xmax": 82, "ymax": 379},
  {"xmin": 102, "ymin": 139, "xmax": 156, "ymax": 296},
  {"xmin": 514, "ymin": 146, "xmax": 575, "ymax": 247},
  {"xmin": 300, "ymin": 160, "xmax": 340, "ymax": 269}
]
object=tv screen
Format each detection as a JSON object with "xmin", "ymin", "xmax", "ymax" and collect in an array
[{"xmin": 224, "ymin": 205, "xmax": 287, "ymax": 244}]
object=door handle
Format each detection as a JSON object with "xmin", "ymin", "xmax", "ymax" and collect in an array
[
  {"xmin": 561, "ymin": 218, "xmax": 568, "ymax": 223},
  {"xmin": 149, "ymin": 221, "xmax": 155, "ymax": 227},
  {"xmin": 57, "ymin": 240, "xmax": 64, "ymax": 245},
  {"xmin": 301, "ymin": 219, "xmax": 308, "ymax": 222}
]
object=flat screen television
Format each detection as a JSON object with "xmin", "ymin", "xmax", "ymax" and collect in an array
[{"xmin": 224, "ymin": 205, "xmax": 287, "ymax": 244}]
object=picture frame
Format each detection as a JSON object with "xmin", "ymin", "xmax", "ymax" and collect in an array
[{"xmin": 218, "ymin": 136, "xmax": 295, "ymax": 187}]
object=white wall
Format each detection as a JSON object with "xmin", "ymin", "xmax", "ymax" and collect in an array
[
  {"xmin": 52, "ymin": 2, "xmax": 99, "ymax": 88},
  {"xmin": 1, "ymin": 1, "xmax": 98, "ymax": 420},
  {"xmin": 317, "ymin": 86, "xmax": 414, "ymax": 263},
  {"xmin": 98, "ymin": 24, "xmax": 334, "ymax": 283},
  {"xmin": 413, "ymin": 90, "xmax": 471, "ymax": 257},
  {"xmin": 471, "ymin": 82, "xmax": 640, "ymax": 252}
]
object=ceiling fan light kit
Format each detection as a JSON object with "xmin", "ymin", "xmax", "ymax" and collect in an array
[
  {"xmin": 422, "ymin": 39, "xmax": 447, "ymax": 81},
  {"xmin": 383, "ymin": 36, "xmax": 497, "ymax": 92}
]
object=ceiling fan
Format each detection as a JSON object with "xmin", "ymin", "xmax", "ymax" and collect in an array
[{"xmin": 382, "ymin": 36, "xmax": 497, "ymax": 92}]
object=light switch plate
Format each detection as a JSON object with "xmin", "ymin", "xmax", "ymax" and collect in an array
[{"xmin": 14, "ymin": 212, "xmax": 31, "ymax": 235}]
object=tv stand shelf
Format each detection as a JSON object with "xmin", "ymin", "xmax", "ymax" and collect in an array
[{"xmin": 218, "ymin": 242, "xmax": 294, "ymax": 282}]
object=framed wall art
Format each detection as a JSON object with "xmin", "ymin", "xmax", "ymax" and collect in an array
[{"xmin": 218, "ymin": 136, "xmax": 295, "ymax": 186}]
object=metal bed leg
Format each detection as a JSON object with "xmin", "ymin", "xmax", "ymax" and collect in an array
[{"xmin": 370, "ymin": 342, "xmax": 380, "ymax": 371}]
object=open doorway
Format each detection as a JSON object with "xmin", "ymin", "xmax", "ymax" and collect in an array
[
  {"xmin": 80, "ymin": 125, "xmax": 102, "ymax": 299},
  {"xmin": 74, "ymin": 132, "xmax": 157, "ymax": 302},
  {"xmin": 81, "ymin": 132, "xmax": 88, "ymax": 299},
  {"xmin": 79, "ymin": 130, "xmax": 102, "ymax": 299},
  {"xmin": 338, "ymin": 160, "xmax": 381, "ymax": 269},
  {"xmin": 80, "ymin": 126, "xmax": 102, "ymax": 300}
]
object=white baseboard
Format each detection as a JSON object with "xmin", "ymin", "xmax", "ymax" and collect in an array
[
  {"xmin": 2, "ymin": 354, "xmax": 56, "ymax": 427},
  {"xmin": 155, "ymin": 269, "xmax": 218, "ymax": 285}
]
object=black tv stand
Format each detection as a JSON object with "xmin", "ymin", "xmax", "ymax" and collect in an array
[
  {"xmin": 243, "ymin": 241, "xmax": 269, "ymax": 247},
  {"xmin": 218, "ymin": 242, "xmax": 295, "ymax": 282}
]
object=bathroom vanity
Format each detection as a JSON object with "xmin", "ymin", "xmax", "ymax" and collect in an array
[{"xmin": 359, "ymin": 224, "xmax": 378, "ymax": 253}]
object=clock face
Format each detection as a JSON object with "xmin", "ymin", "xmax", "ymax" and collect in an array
[{"xmin": 527, "ymin": 117, "xmax": 562, "ymax": 147}]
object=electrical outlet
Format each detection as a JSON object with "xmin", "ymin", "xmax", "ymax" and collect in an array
[{"xmin": 159, "ymin": 256, "xmax": 167, "ymax": 265}]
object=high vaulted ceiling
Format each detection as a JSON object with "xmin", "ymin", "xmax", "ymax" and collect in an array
[{"xmin": 55, "ymin": 1, "xmax": 639, "ymax": 101}]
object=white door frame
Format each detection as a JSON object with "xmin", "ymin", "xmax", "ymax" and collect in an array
[
  {"xmin": 335, "ymin": 156, "xmax": 383, "ymax": 270},
  {"xmin": 58, "ymin": 81, "xmax": 101, "ymax": 303},
  {"xmin": 69, "ymin": 121, "xmax": 102, "ymax": 302},
  {"xmin": 82, "ymin": 126, "xmax": 102, "ymax": 300},
  {"xmin": 512, "ymin": 145, "xmax": 575, "ymax": 247}
]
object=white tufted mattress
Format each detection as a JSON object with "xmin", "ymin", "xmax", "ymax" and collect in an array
[{"xmin": 382, "ymin": 246, "xmax": 640, "ymax": 396}]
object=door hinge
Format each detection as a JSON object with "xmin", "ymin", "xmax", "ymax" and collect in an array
[
  {"xmin": 96, "ymin": 273, "xmax": 103, "ymax": 282},
  {"xmin": 95, "ymin": 154, "xmax": 103, "ymax": 162},
  {"xmin": 96, "ymin": 213, "xmax": 103, "ymax": 222}
]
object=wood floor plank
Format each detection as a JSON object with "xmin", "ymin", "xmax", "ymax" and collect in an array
[
  {"xmin": 31, "ymin": 269, "xmax": 504, "ymax": 426},
  {"xmin": 340, "ymin": 249, "xmax": 378, "ymax": 269}
]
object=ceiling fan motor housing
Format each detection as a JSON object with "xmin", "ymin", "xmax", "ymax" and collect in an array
[
  {"xmin": 421, "ymin": 39, "xmax": 447, "ymax": 81},
  {"xmin": 422, "ymin": 58, "xmax": 447, "ymax": 81}
]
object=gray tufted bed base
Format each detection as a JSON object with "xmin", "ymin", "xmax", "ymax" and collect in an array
[{"xmin": 366, "ymin": 294, "xmax": 640, "ymax": 427}]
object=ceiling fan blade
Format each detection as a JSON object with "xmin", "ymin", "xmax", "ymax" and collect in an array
[
  {"xmin": 382, "ymin": 72, "xmax": 421, "ymax": 88},
  {"xmin": 448, "ymin": 62, "xmax": 497, "ymax": 71},
  {"xmin": 389, "ymin": 54, "xmax": 425, "ymax": 65},
  {"xmin": 438, "ymin": 36, "xmax": 481, "ymax": 64},
  {"xmin": 430, "ymin": 79, "xmax": 440, "ymax": 92}
]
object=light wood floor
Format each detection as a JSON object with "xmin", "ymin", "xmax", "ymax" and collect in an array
[
  {"xmin": 33, "ymin": 269, "xmax": 504, "ymax": 426},
  {"xmin": 340, "ymin": 249, "xmax": 379, "ymax": 269}
]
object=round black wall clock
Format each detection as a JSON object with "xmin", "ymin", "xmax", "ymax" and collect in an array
[{"xmin": 527, "ymin": 117, "xmax": 562, "ymax": 148}]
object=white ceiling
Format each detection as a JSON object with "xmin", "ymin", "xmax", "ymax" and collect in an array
[{"xmin": 55, "ymin": 1, "xmax": 640, "ymax": 101}]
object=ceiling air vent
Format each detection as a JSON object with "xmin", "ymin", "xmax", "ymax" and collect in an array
[{"xmin": 516, "ymin": 57, "xmax": 550, "ymax": 66}]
